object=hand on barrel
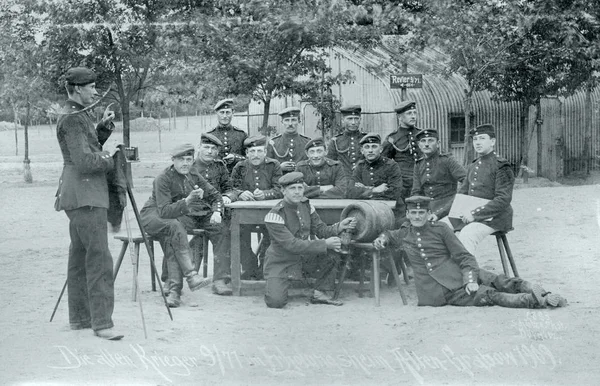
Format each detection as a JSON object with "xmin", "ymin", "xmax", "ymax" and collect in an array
[
  {"xmin": 338, "ymin": 217, "xmax": 357, "ymax": 232},
  {"xmin": 373, "ymin": 233, "xmax": 388, "ymax": 250}
]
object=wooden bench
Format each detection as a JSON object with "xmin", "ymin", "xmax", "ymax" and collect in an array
[{"xmin": 113, "ymin": 229, "xmax": 210, "ymax": 301}]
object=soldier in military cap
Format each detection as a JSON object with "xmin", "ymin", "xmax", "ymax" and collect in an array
[
  {"xmin": 267, "ymin": 106, "xmax": 311, "ymax": 173},
  {"xmin": 55, "ymin": 66, "xmax": 124, "ymax": 340},
  {"xmin": 382, "ymin": 101, "xmax": 421, "ymax": 199},
  {"xmin": 374, "ymin": 196, "xmax": 566, "ymax": 309},
  {"xmin": 294, "ymin": 138, "xmax": 350, "ymax": 199},
  {"xmin": 411, "ymin": 129, "xmax": 466, "ymax": 221},
  {"xmin": 453, "ymin": 124, "xmax": 515, "ymax": 255},
  {"xmin": 206, "ymin": 98, "xmax": 248, "ymax": 172},
  {"xmin": 140, "ymin": 143, "xmax": 230, "ymax": 306},
  {"xmin": 263, "ymin": 172, "xmax": 357, "ymax": 308},
  {"xmin": 327, "ymin": 105, "xmax": 367, "ymax": 173},
  {"xmin": 231, "ymin": 135, "xmax": 283, "ymax": 279},
  {"xmin": 348, "ymin": 133, "xmax": 404, "ymax": 207}
]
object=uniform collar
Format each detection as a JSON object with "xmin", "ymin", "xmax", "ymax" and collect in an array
[
  {"xmin": 478, "ymin": 150, "xmax": 497, "ymax": 160},
  {"xmin": 282, "ymin": 131, "xmax": 299, "ymax": 138},
  {"xmin": 217, "ymin": 124, "xmax": 232, "ymax": 130},
  {"xmin": 65, "ymin": 99, "xmax": 86, "ymax": 111},
  {"xmin": 344, "ymin": 129, "xmax": 362, "ymax": 137},
  {"xmin": 423, "ymin": 151, "xmax": 439, "ymax": 160},
  {"xmin": 282, "ymin": 199, "xmax": 299, "ymax": 209},
  {"xmin": 366, "ymin": 156, "xmax": 383, "ymax": 166}
]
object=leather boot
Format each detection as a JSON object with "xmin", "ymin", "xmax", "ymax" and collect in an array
[
  {"xmin": 520, "ymin": 281, "xmax": 547, "ymax": 295},
  {"xmin": 212, "ymin": 279, "xmax": 233, "ymax": 296},
  {"xmin": 541, "ymin": 293, "xmax": 568, "ymax": 308},
  {"xmin": 310, "ymin": 290, "xmax": 343, "ymax": 306},
  {"xmin": 94, "ymin": 328, "xmax": 124, "ymax": 340},
  {"xmin": 489, "ymin": 291, "xmax": 538, "ymax": 309},
  {"xmin": 186, "ymin": 271, "xmax": 211, "ymax": 291},
  {"xmin": 166, "ymin": 291, "xmax": 181, "ymax": 308}
]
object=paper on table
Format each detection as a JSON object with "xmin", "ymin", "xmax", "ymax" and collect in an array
[{"xmin": 449, "ymin": 194, "xmax": 492, "ymax": 220}]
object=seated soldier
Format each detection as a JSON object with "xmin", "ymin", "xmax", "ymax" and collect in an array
[
  {"xmin": 295, "ymin": 138, "xmax": 350, "ymax": 199},
  {"xmin": 140, "ymin": 143, "xmax": 230, "ymax": 307},
  {"xmin": 411, "ymin": 129, "xmax": 466, "ymax": 221},
  {"xmin": 231, "ymin": 135, "xmax": 283, "ymax": 279},
  {"xmin": 191, "ymin": 133, "xmax": 237, "ymax": 295},
  {"xmin": 263, "ymin": 172, "xmax": 356, "ymax": 308},
  {"xmin": 374, "ymin": 196, "xmax": 567, "ymax": 309}
]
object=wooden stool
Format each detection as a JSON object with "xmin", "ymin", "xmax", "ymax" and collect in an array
[
  {"xmin": 113, "ymin": 229, "xmax": 210, "ymax": 301},
  {"xmin": 493, "ymin": 231, "xmax": 519, "ymax": 277},
  {"xmin": 334, "ymin": 242, "xmax": 408, "ymax": 306}
]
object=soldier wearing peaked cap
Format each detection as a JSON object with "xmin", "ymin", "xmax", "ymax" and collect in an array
[
  {"xmin": 327, "ymin": 105, "xmax": 367, "ymax": 173},
  {"xmin": 373, "ymin": 196, "xmax": 567, "ymax": 309},
  {"xmin": 206, "ymin": 98, "xmax": 248, "ymax": 172},
  {"xmin": 446, "ymin": 123, "xmax": 515, "ymax": 256},
  {"xmin": 262, "ymin": 172, "xmax": 357, "ymax": 308},
  {"xmin": 267, "ymin": 106, "xmax": 311, "ymax": 174},
  {"xmin": 54, "ymin": 66, "xmax": 123, "ymax": 340},
  {"xmin": 230, "ymin": 135, "xmax": 283, "ymax": 279},
  {"xmin": 382, "ymin": 100, "xmax": 421, "ymax": 199},
  {"xmin": 411, "ymin": 128, "xmax": 466, "ymax": 221},
  {"xmin": 295, "ymin": 138, "xmax": 350, "ymax": 199},
  {"xmin": 140, "ymin": 143, "xmax": 230, "ymax": 305}
]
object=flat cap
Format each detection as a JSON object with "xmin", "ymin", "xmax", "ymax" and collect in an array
[
  {"xmin": 214, "ymin": 98, "xmax": 234, "ymax": 111},
  {"xmin": 243, "ymin": 135, "xmax": 267, "ymax": 148},
  {"xmin": 394, "ymin": 100, "xmax": 416, "ymax": 115},
  {"xmin": 200, "ymin": 133, "xmax": 223, "ymax": 147},
  {"xmin": 405, "ymin": 196, "xmax": 432, "ymax": 210},
  {"xmin": 171, "ymin": 143, "xmax": 195, "ymax": 158},
  {"xmin": 359, "ymin": 133, "xmax": 382, "ymax": 145},
  {"xmin": 278, "ymin": 106, "xmax": 301, "ymax": 118},
  {"xmin": 340, "ymin": 105, "xmax": 362, "ymax": 116},
  {"xmin": 305, "ymin": 137, "xmax": 326, "ymax": 151},
  {"xmin": 279, "ymin": 171, "xmax": 304, "ymax": 187},
  {"xmin": 65, "ymin": 67, "xmax": 96, "ymax": 86},
  {"xmin": 415, "ymin": 129, "xmax": 439, "ymax": 141},
  {"xmin": 469, "ymin": 123, "xmax": 495, "ymax": 137}
]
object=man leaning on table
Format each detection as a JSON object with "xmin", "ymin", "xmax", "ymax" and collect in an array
[{"xmin": 263, "ymin": 172, "xmax": 356, "ymax": 308}]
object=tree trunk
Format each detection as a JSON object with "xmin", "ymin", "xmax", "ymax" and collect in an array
[
  {"xmin": 23, "ymin": 97, "xmax": 32, "ymax": 183},
  {"xmin": 260, "ymin": 96, "xmax": 272, "ymax": 136},
  {"xmin": 158, "ymin": 112, "xmax": 162, "ymax": 152},
  {"xmin": 13, "ymin": 103, "xmax": 19, "ymax": 157},
  {"xmin": 461, "ymin": 88, "xmax": 474, "ymax": 166},
  {"xmin": 535, "ymin": 98, "xmax": 543, "ymax": 177},
  {"xmin": 518, "ymin": 101, "xmax": 532, "ymax": 183}
]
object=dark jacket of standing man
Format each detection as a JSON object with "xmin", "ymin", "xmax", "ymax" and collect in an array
[
  {"xmin": 326, "ymin": 105, "xmax": 367, "ymax": 173},
  {"xmin": 382, "ymin": 101, "xmax": 421, "ymax": 199},
  {"xmin": 54, "ymin": 67, "xmax": 123, "ymax": 340},
  {"xmin": 267, "ymin": 106, "xmax": 311, "ymax": 174}
]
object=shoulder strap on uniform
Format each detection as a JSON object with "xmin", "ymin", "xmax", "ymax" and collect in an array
[{"xmin": 264, "ymin": 212, "xmax": 285, "ymax": 224}]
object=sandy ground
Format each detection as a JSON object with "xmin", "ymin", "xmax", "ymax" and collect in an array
[{"xmin": 1, "ymin": 134, "xmax": 600, "ymax": 385}]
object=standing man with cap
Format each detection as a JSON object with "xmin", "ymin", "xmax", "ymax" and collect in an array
[
  {"xmin": 327, "ymin": 105, "xmax": 367, "ymax": 173},
  {"xmin": 231, "ymin": 135, "xmax": 283, "ymax": 279},
  {"xmin": 373, "ymin": 196, "xmax": 566, "ymax": 309},
  {"xmin": 295, "ymin": 138, "xmax": 350, "ymax": 199},
  {"xmin": 55, "ymin": 66, "xmax": 122, "ymax": 340},
  {"xmin": 206, "ymin": 98, "xmax": 248, "ymax": 173},
  {"xmin": 263, "ymin": 172, "xmax": 357, "ymax": 308},
  {"xmin": 382, "ymin": 101, "xmax": 421, "ymax": 199},
  {"xmin": 453, "ymin": 124, "xmax": 515, "ymax": 255},
  {"xmin": 140, "ymin": 143, "xmax": 228, "ymax": 306},
  {"xmin": 411, "ymin": 129, "xmax": 466, "ymax": 221},
  {"xmin": 267, "ymin": 106, "xmax": 311, "ymax": 173}
]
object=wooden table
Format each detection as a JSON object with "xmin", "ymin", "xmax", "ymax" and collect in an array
[{"xmin": 226, "ymin": 199, "xmax": 396, "ymax": 296}]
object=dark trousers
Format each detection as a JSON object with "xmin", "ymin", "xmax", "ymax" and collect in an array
[
  {"xmin": 141, "ymin": 209, "xmax": 230, "ymax": 292},
  {"xmin": 264, "ymin": 253, "xmax": 338, "ymax": 308},
  {"xmin": 65, "ymin": 207, "xmax": 114, "ymax": 331}
]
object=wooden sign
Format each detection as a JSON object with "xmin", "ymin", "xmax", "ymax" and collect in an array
[{"xmin": 390, "ymin": 74, "xmax": 423, "ymax": 89}]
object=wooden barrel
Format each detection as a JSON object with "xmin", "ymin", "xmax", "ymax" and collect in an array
[{"xmin": 340, "ymin": 201, "xmax": 396, "ymax": 242}]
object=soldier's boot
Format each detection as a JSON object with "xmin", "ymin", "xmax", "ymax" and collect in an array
[
  {"xmin": 310, "ymin": 289, "xmax": 343, "ymax": 306},
  {"xmin": 186, "ymin": 271, "xmax": 212, "ymax": 292},
  {"xmin": 524, "ymin": 283, "xmax": 567, "ymax": 308},
  {"xmin": 519, "ymin": 281, "xmax": 547, "ymax": 295},
  {"xmin": 212, "ymin": 279, "xmax": 233, "ymax": 296},
  {"xmin": 489, "ymin": 291, "xmax": 539, "ymax": 309},
  {"xmin": 541, "ymin": 293, "xmax": 568, "ymax": 308},
  {"xmin": 166, "ymin": 291, "xmax": 182, "ymax": 308}
]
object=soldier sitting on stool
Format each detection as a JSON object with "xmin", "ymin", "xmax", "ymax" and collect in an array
[
  {"xmin": 374, "ymin": 196, "xmax": 567, "ymax": 309},
  {"xmin": 263, "ymin": 172, "xmax": 357, "ymax": 308},
  {"xmin": 140, "ymin": 143, "xmax": 229, "ymax": 307}
]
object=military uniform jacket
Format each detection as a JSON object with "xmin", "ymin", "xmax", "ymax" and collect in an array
[
  {"xmin": 191, "ymin": 158, "xmax": 237, "ymax": 200},
  {"xmin": 230, "ymin": 158, "xmax": 283, "ymax": 200},
  {"xmin": 206, "ymin": 124, "xmax": 248, "ymax": 160},
  {"xmin": 263, "ymin": 198, "xmax": 340, "ymax": 279},
  {"xmin": 348, "ymin": 156, "xmax": 403, "ymax": 202},
  {"xmin": 141, "ymin": 165, "xmax": 223, "ymax": 219},
  {"xmin": 457, "ymin": 151, "xmax": 514, "ymax": 232},
  {"xmin": 55, "ymin": 100, "xmax": 115, "ymax": 211},
  {"xmin": 382, "ymin": 126, "xmax": 421, "ymax": 166},
  {"xmin": 326, "ymin": 130, "xmax": 367, "ymax": 172},
  {"xmin": 411, "ymin": 152, "xmax": 467, "ymax": 219},
  {"xmin": 267, "ymin": 132, "xmax": 311, "ymax": 164},
  {"xmin": 384, "ymin": 221, "xmax": 479, "ymax": 306},
  {"xmin": 295, "ymin": 158, "xmax": 350, "ymax": 199}
]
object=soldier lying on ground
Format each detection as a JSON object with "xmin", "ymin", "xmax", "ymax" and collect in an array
[{"xmin": 373, "ymin": 196, "xmax": 567, "ymax": 309}]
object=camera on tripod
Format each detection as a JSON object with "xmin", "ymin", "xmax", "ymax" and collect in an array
[{"xmin": 124, "ymin": 146, "xmax": 139, "ymax": 162}]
